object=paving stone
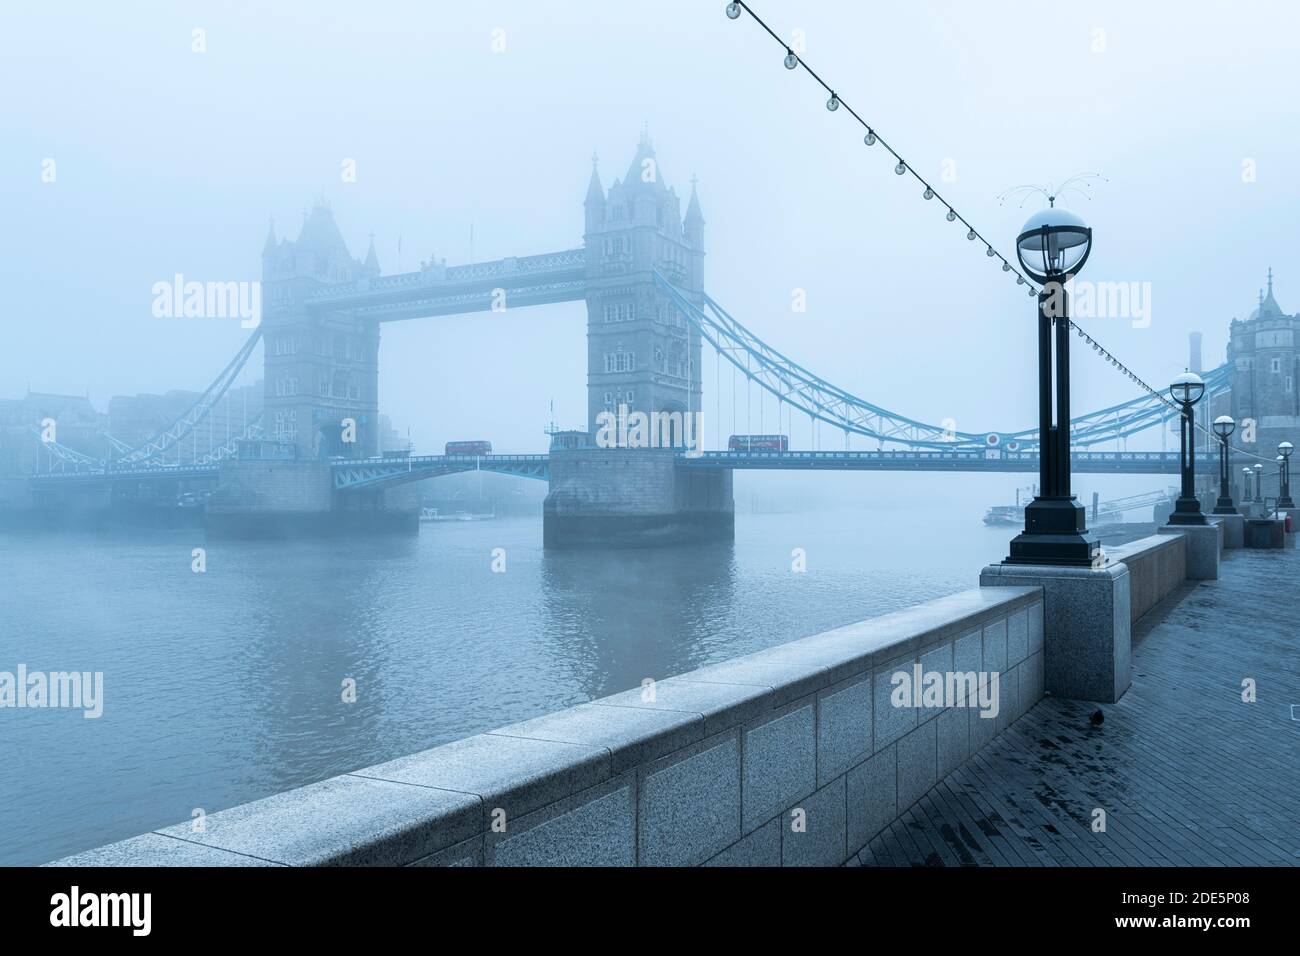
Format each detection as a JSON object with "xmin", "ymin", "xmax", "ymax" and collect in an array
[{"xmin": 866, "ymin": 549, "xmax": 1300, "ymax": 866}]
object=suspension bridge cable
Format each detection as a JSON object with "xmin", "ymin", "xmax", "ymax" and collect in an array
[{"xmin": 722, "ymin": 2, "xmax": 1264, "ymax": 462}]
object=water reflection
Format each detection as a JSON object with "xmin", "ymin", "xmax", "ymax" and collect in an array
[{"xmin": 539, "ymin": 541, "xmax": 738, "ymax": 699}]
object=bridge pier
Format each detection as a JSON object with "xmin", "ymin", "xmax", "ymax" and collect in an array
[
  {"xmin": 543, "ymin": 448, "xmax": 733, "ymax": 548},
  {"xmin": 205, "ymin": 453, "xmax": 417, "ymax": 538}
]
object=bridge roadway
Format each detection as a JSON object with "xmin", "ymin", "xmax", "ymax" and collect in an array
[{"xmin": 26, "ymin": 448, "xmax": 1184, "ymax": 491}]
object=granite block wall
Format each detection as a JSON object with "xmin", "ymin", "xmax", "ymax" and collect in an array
[{"xmin": 55, "ymin": 586, "xmax": 1045, "ymax": 868}]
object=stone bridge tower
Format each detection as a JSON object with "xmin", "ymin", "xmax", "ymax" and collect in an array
[
  {"xmin": 583, "ymin": 132, "xmax": 705, "ymax": 444},
  {"xmin": 260, "ymin": 203, "xmax": 382, "ymax": 459}
]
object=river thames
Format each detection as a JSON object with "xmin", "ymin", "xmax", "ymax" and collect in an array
[{"xmin": 0, "ymin": 476, "xmax": 1161, "ymax": 865}]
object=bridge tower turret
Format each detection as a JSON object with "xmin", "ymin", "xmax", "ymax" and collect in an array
[
  {"xmin": 259, "ymin": 203, "xmax": 381, "ymax": 459},
  {"xmin": 582, "ymin": 132, "xmax": 704, "ymax": 445}
]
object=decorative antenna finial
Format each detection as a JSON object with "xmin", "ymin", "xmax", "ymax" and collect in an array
[{"xmin": 997, "ymin": 172, "xmax": 1108, "ymax": 209}]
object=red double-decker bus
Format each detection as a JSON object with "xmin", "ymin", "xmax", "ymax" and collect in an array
[
  {"xmin": 445, "ymin": 440, "xmax": 492, "ymax": 456},
  {"xmin": 728, "ymin": 434, "xmax": 789, "ymax": 452}
]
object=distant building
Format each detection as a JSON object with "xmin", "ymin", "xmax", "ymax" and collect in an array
[
  {"xmin": 377, "ymin": 414, "xmax": 411, "ymax": 456},
  {"xmin": 1226, "ymin": 269, "xmax": 1299, "ymax": 460},
  {"xmin": 0, "ymin": 392, "xmax": 104, "ymax": 477}
]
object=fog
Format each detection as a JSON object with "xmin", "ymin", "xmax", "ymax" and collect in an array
[{"xmin": 3, "ymin": 0, "xmax": 1296, "ymax": 502}]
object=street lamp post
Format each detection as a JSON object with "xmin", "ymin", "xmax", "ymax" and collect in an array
[
  {"xmin": 1211, "ymin": 415, "xmax": 1237, "ymax": 514},
  {"xmin": 1004, "ymin": 207, "xmax": 1099, "ymax": 567},
  {"xmin": 1242, "ymin": 466, "xmax": 1253, "ymax": 505},
  {"xmin": 1253, "ymin": 463, "xmax": 1264, "ymax": 503},
  {"xmin": 1278, "ymin": 441, "xmax": 1295, "ymax": 509},
  {"xmin": 1167, "ymin": 371, "xmax": 1207, "ymax": 525}
]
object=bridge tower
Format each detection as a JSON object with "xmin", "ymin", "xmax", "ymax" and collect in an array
[
  {"xmin": 544, "ymin": 134, "xmax": 731, "ymax": 547},
  {"xmin": 583, "ymin": 132, "xmax": 705, "ymax": 443},
  {"xmin": 1226, "ymin": 270, "xmax": 1300, "ymax": 473},
  {"xmin": 260, "ymin": 203, "xmax": 382, "ymax": 459}
]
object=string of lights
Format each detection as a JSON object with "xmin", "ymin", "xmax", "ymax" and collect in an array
[
  {"xmin": 722, "ymin": 1, "xmax": 1274, "ymax": 465},
  {"xmin": 1071, "ymin": 321, "xmax": 1276, "ymax": 463},
  {"xmin": 722, "ymin": 1, "xmax": 1039, "ymax": 294}
]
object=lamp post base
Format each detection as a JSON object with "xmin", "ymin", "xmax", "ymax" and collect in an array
[
  {"xmin": 1212, "ymin": 497, "xmax": 1239, "ymax": 515},
  {"xmin": 1004, "ymin": 496, "xmax": 1101, "ymax": 567},
  {"xmin": 1278, "ymin": 496, "xmax": 1296, "ymax": 510},
  {"xmin": 1167, "ymin": 495, "xmax": 1209, "ymax": 526}
]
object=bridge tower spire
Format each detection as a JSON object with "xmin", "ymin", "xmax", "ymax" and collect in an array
[
  {"xmin": 582, "ymin": 133, "xmax": 704, "ymax": 443},
  {"xmin": 260, "ymin": 203, "xmax": 381, "ymax": 459}
]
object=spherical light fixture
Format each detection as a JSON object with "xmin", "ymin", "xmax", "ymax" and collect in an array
[
  {"xmin": 1169, "ymin": 371, "xmax": 1205, "ymax": 406},
  {"xmin": 1016, "ymin": 207, "xmax": 1093, "ymax": 283}
]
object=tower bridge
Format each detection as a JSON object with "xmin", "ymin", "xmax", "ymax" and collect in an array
[{"xmin": 14, "ymin": 134, "xmax": 1294, "ymax": 544}]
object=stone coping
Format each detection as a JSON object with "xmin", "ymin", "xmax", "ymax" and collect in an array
[
  {"xmin": 50, "ymin": 585, "xmax": 1041, "ymax": 867},
  {"xmin": 1105, "ymin": 533, "xmax": 1183, "ymax": 563}
]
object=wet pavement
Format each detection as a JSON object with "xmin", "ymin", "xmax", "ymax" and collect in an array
[{"xmin": 853, "ymin": 546, "xmax": 1300, "ymax": 866}]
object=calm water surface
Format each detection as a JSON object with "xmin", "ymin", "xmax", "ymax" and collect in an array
[{"xmin": 0, "ymin": 504, "xmax": 1035, "ymax": 864}]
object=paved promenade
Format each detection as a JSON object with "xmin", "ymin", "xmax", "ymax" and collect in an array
[{"xmin": 854, "ymin": 547, "xmax": 1300, "ymax": 866}]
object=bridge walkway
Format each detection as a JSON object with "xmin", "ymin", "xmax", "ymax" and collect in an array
[{"xmin": 852, "ymin": 547, "xmax": 1300, "ymax": 866}]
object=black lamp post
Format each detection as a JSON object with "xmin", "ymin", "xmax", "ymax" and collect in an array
[
  {"xmin": 1242, "ymin": 466, "xmax": 1253, "ymax": 505},
  {"xmin": 1279, "ymin": 441, "xmax": 1295, "ymax": 509},
  {"xmin": 1254, "ymin": 463, "xmax": 1264, "ymax": 503},
  {"xmin": 1211, "ymin": 415, "xmax": 1237, "ymax": 514},
  {"xmin": 1167, "ymin": 371, "xmax": 1207, "ymax": 525},
  {"xmin": 1004, "ymin": 207, "xmax": 1099, "ymax": 566}
]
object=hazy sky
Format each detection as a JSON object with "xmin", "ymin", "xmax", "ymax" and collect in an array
[{"xmin": 3, "ymin": 0, "xmax": 1298, "ymax": 456}]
